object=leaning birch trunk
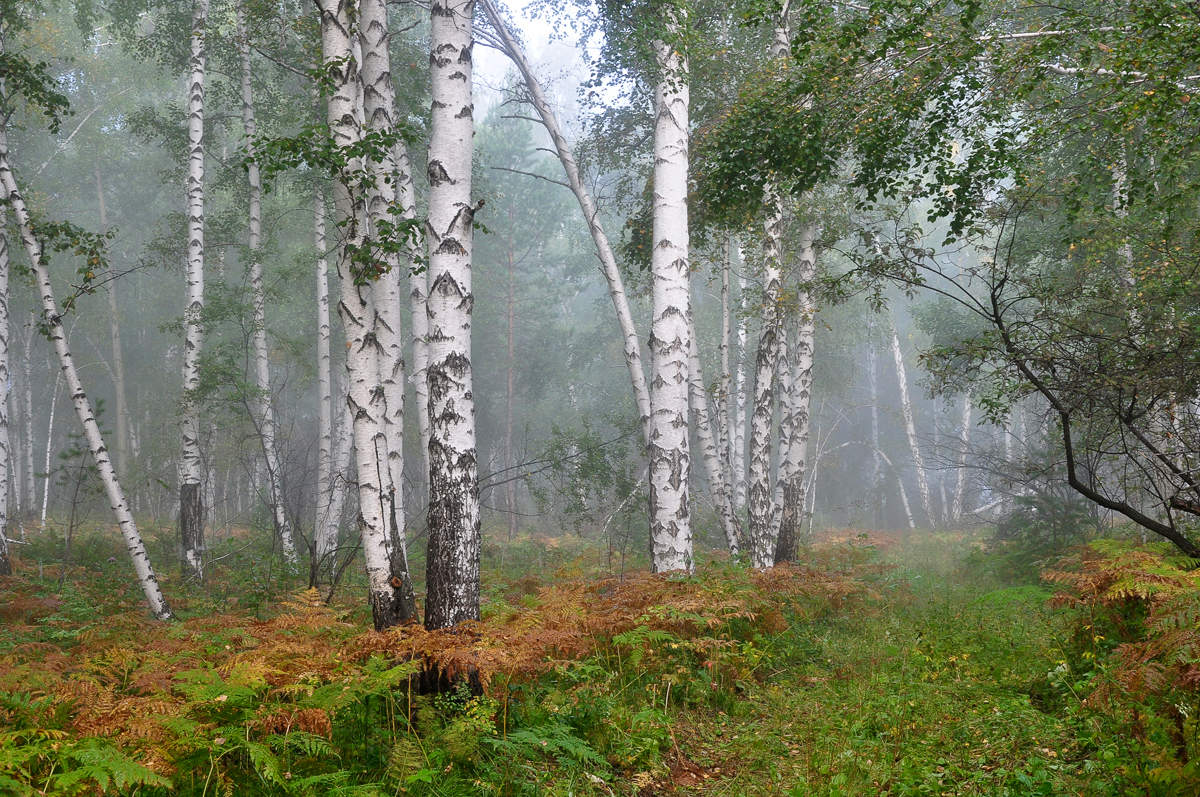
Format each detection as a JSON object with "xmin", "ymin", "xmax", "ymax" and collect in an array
[
  {"xmin": 0, "ymin": 134, "xmax": 172, "ymax": 619},
  {"xmin": 867, "ymin": 321, "xmax": 883, "ymax": 526},
  {"xmin": 94, "ymin": 169, "xmax": 132, "ymax": 484},
  {"xmin": 317, "ymin": 0, "xmax": 413, "ymax": 630},
  {"xmin": 775, "ymin": 224, "xmax": 816, "ymax": 563},
  {"xmin": 178, "ymin": 0, "xmax": 209, "ymax": 580},
  {"xmin": 424, "ymin": 0, "xmax": 482, "ymax": 629},
  {"xmin": 687, "ymin": 316, "xmax": 742, "ymax": 555},
  {"xmin": 890, "ymin": 321, "xmax": 935, "ymax": 526},
  {"xmin": 359, "ymin": 0, "xmax": 416, "ymax": 618},
  {"xmin": 314, "ymin": 189, "xmax": 336, "ymax": 563},
  {"xmin": 479, "ymin": 0, "xmax": 652, "ymax": 447},
  {"xmin": 0, "ymin": 214, "xmax": 10, "ymax": 575},
  {"xmin": 950, "ymin": 392, "xmax": 973, "ymax": 524},
  {"xmin": 647, "ymin": 20, "xmax": 692, "ymax": 573},
  {"xmin": 237, "ymin": 7, "xmax": 296, "ymax": 563},
  {"xmin": 748, "ymin": 10, "xmax": 791, "ymax": 569}
]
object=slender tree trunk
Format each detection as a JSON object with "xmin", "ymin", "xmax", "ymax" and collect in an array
[
  {"xmin": 21, "ymin": 314, "xmax": 34, "ymax": 511},
  {"xmin": 179, "ymin": 0, "xmax": 209, "ymax": 580},
  {"xmin": 732, "ymin": 255, "xmax": 748, "ymax": 509},
  {"xmin": 314, "ymin": 188, "xmax": 336, "ymax": 563},
  {"xmin": 41, "ymin": 372, "xmax": 59, "ymax": 529},
  {"xmin": 647, "ymin": 18, "xmax": 692, "ymax": 574},
  {"xmin": 687, "ymin": 315, "xmax": 741, "ymax": 555},
  {"xmin": 775, "ymin": 224, "xmax": 816, "ymax": 563},
  {"xmin": 0, "ymin": 132, "xmax": 172, "ymax": 619},
  {"xmin": 717, "ymin": 241, "xmax": 732, "ymax": 468},
  {"xmin": 360, "ymin": 0, "xmax": 416, "ymax": 619},
  {"xmin": 424, "ymin": 0, "xmax": 482, "ymax": 629},
  {"xmin": 318, "ymin": 0, "xmax": 413, "ymax": 630},
  {"xmin": 867, "ymin": 323, "xmax": 883, "ymax": 527},
  {"xmin": 479, "ymin": 0, "xmax": 652, "ymax": 447},
  {"xmin": 93, "ymin": 168, "xmax": 132, "ymax": 485},
  {"xmin": 505, "ymin": 231, "xmax": 518, "ymax": 540},
  {"xmin": 890, "ymin": 320, "xmax": 934, "ymax": 526},
  {"xmin": 0, "ymin": 213, "xmax": 10, "ymax": 575},
  {"xmin": 951, "ymin": 392, "xmax": 973, "ymax": 524},
  {"xmin": 237, "ymin": 8, "xmax": 296, "ymax": 563}
]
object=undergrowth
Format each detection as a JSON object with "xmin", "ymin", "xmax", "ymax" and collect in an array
[{"xmin": 3, "ymin": 527, "xmax": 1199, "ymax": 794}]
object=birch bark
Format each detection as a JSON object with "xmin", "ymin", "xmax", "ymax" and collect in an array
[
  {"xmin": 687, "ymin": 315, "xmax": 741, "ymax": 555},
  {"xmin": 0, "ymin": 133, "xmax": 171, "ymax": 618},
  {"xmin": 732, "ymin": 255, "xmax": 748, "ymax": 508},
  {"xmin": 318, "ymin": 0, "xmax": 413, "ymax": 629},
  {"xmin": 20, "ymin": 314, "xmax": 33, "ymax": 510},
  {"xmin": 747, "ymin": 10, "xmax": 793, "ymax": 568},
  {"xmin": 950, "ymin": 392, "xmax": 972, "ymax": 523},
  {"xmin": 890, "ymin": 320, "xmax": 934, "ymax": 525},
  {"xmin": 478, "ymin": 0, "xmax": 652, "ymax": 446},
  {"xmin": 775, "ymin": 223, "xmax": 816, "ymax": 562},
  {"xmin": 424, "ymin": 0, "xmax": 481, "ymax": 629},
  {"xmin": 314, "ymin": 188, "xmax": 335, "ymax": 563},
  {"xmin": 359, "ymin": 0, "xmax": 416, "ymax": 618},
  {"xmin": 647, "ymin": 19, "xmax": 692, "ymax": 573},
  {"xmin": 179, "ymin": 0, "xmax": 209, "ymax": 580},
  {"xmin": 237, "ymin": 7, "xmax": 296, "ymax": 563},
  {"xmin": 0, "ymin": 213, "xmax": 9, "ymax": 575}
]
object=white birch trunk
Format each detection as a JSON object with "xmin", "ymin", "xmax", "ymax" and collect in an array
[
  {"xmin": 318, "ymin": 0, "xmax": 414, "ymax": 629},
  {"xmin": 360, "ymin": 0, "xmax": 416, "ymax": 615},
  {"xmin": 647, "ymin": 21, "xmax": 692, "ymax": 573},
  {"xmin": 951, "ymin": 392, "xmax": 973, "ymax": 524},
  {"xmin": 0, "ymin": 213, "xmax": 10, "ymax": 575},
  {"xmin": 41, "ymin": 373, "xmax": 59, "ymax": 529},
  {"xmin": 0, "ymin": 134, "xmax": 172, "ymax": 619},
  {"xmin": 314, "ymin": 188, "xmax": 335, "ymax": 563},
  {"xmin": 717, "ymin": 241, "xmax": 732, "ymax": 467},
  {"xmin": 687, "ymin": 314, "xmax": 741, "ymax": 555},
  {"xmin": 732, "ymin": 253, "xmax": 748, "ymax": 509},
  {"xmin": 748, "ymin": 12, "xmax": 792, "ymax": 568},
  {"xmin": 479, "ymin": 0, "xmax": 652, "ymax": 446},
  {"xmin": 775, "ymin": 224, "xmax": 816, "ymax": 562},
  {"xmin": 21, "ymin": 314, "xmax": 34, "ymax": 510},
  {"xmin": 890, "ymin": 321, "xmax": 934, "ymax": 526},
  {"xmin": 237, "ymin": 7, "xmax": 296, "ymax": 563},
  {"xmin": 179, "ymin": 0, "xmax": 209, "ymax": 579},
  {"xmin": 424, "ymin": 0, "xmax": 481, "ymax": 628}
]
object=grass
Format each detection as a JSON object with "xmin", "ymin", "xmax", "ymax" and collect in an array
[{"xmin": 0, "ymin": 523, "xmax": 1189, "ymax": 794}]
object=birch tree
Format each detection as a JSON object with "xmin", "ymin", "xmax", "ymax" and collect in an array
[
  {"xmin": 0, "ymin": 131, "xmax": 172, "ymax": 619},
  {"xmin": 424, "ymin": 0, "xmax": 482, "ymax": 628},
  {"xmin": 950, "ymin": 392, "xmax": 973, "ymax": 523},
  {"xmin": 478, "ymin": 0, "xmax": 653, "ymax": 447},
  {"xmin": 236, "ymin": 5, "xmax": 296, "ymax": 563},
  {"xmin": 0, "ymin": 213, "xmax": 9, "ymax": 576},
  {"xmin": 746, "ymin": 7, "xmax": 791, "ymax": 569},
  {"xmin": 314, "ymin": 188, "xmax": 336, "ymax": 564},
  {"xmin": 890, "ymin": 320, "xmax": 935, "ymax": 525},
  {"xmin": 178, "ymin": 0, "xmax": 209, "ymax": 579},
  {"xmin": 359, "ymin": 0, "xmax": 416, "ymax": 618},
  {"xmin": 775, "ymin": 223, "xmax": 816, "ymax": 563},
  {"xmin": 647, "ymin": 10, "xmax": 693, "ymax": 573},
  {"xmin": 317, "ymin": 0, "xmax": 414, "ymax": 629}
]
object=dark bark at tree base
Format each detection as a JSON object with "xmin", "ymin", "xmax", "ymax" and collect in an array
[
  {"xmin": 370, "ymin": 576, "xmax": 417, "ymax": 631},
  {"xmin": 179, "ymin": 482, "xmax": 205, "ymax": 579},
  {"xmin": 0, "ymin": 553, "xmax": 11, "ymax": 576},
  {"xmin": 415, "ymin": 660, "xmax": 483, "ymax": 696},
  {"xmin": 775, "ymin": 483, "xmax": 802, "ymax": 564}
]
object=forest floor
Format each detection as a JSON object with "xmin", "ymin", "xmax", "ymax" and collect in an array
[{"xmin": 0, "ymin": 524, "xmax": 1184, "ymax": 795}]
